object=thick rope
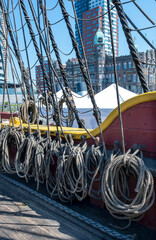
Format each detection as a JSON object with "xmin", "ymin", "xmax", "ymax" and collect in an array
[
  {"xmin": 85, "ymin": 145, "xmax": 104, "ymax": 199},
  {"xmin": 20, "ymin": 100, "xmax": 38, "ymax": 124},
  {"xmin": 112, "ymin": 0, "xmax": 149, "ymax": 93},
  {"xmin": 101, "ymin": 150, "xmax": 155, "ymax": 220},
  {"xmin": 1, "ymin": 127, "xmax": 25, "ymax": 174}
]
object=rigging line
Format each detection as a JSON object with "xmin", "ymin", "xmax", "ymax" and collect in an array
[
  {"xmin": 132, "ymin": 1, "xmax": 155, "ymax": 25},
  {"xmin": 66, "ymin": 71, "xmax": 82, "ymax": 78},
  {"xmin": 125, "ymin": 13, "xmax": 156, "ymax": 50},
  {"xmin": 68, "ymin": 0, "xmax": 135, "ymax": 22},
  {"xmin": 37, "ymin": 0, "xmax": 52, "ymax": 139},
  {"xmin": 39, "ymin": 0, "xmax": 83, "ymax": 128},
  {"xmin": 18, "ymin": 0, "xmax": 35, "ymax": 100},
  {"xmin": 49, "ymin": 17, "xmax": 64, "ymax": 25},
  {"xmin": 18, "ymin": 1, "xmax": 52, "ymax": 94},
  {"xmin": 139, "ymin": 60, "xmax": 156, "ymax": 66},
  {"xmin": 71, "ymin": 92, "xmax": 89, "ymax": 98},
  {"xmin": 8, "ymin": 46, "xmax": 23, "ymax": 127},
  {"xmin": 58, "ymin": 0, "xmax": 101, "ymax": 128},
  {"xmin": 0, "ymin": 1, "xmax": 18, "ymax": 14},
  {"xmin": 107, "ymin": 0, "xmax": 125, "ymax": 155},
  {"xmin": 39, "ymin": 0, "xmax": 70, "ymax": 147},
  {"xmin": 78, "ymin": 109, "xmax": 93, "ymax": 114},
  {"xmin": 0, "ymin": 2, "xmax": 14, "ymax": 126},
  {"xmin": 1, "ymin": 0, "xmax": 28, "ymax": 100},
  {"xmin": 71, "ymin": 0, "xmax": 91, "ymax": 91},
  {"xmin": 30, "ymin": 49, "xmax": 54, "ymax": 70},
  {"xmin": 130, "ymin": 24, "xmax": 156, "ymax": 32},
  {"xmin": 26, "ymin": 0, "xmax": 96, "ymax": 140},
  {"xmin": 112, "ymin": 0, "xmax": 149, "ymax": 93},
  {"xmin": 11, "ymin": 0, "xmax": 31, "ymax": 99},
  {"xmin": 58, "ymin": 47, "xmax": 74, "ymax": 56},
  {"xmin": 46, "ymin": 1, "xmax": 59, "ymax": 11},
  {"xmin": 3, "ymin": 0, "xmax": 32, "ymax": 134},
  {"xmin": 19, "ymin": 27, "xmax": 49, "ymax": 52}
]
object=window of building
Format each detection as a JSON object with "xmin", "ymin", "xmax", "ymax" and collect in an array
[
  {"xmin": 128, "ymin": 61, "xmax": 132, "ymax": 69},
  {"xmin": 128, "ymin": 74, "xmax": 131, "ymax": 82},
  {"xmin": 109, "ymin": 65, "xmax": 111, "ymax": 71},
  {"xmin": 118, "ymin": 76, "xmax": 121, "ymax": 81},
  {"xmin": 109, "ymin": 74, "xmax": 111, "ymax": 82},
  {"xmin": 133, "ymin": 74, "xmax": 136, "ymax": 82},
  {"xmin": 118, "ymin": 63, "xmax": 121, "ymax": 70},
  {"xmin": 112, "ymin": 74, "xmax": 114, "ymax": 83},
  {"xmin": 123, "ymin": 74, "xmax": 126, "ymax": 83},
  {"xmin": 149, "ymin": 74, "xmax": 153, "ymax": 83},
  {"xmin": 123, "ymin": 62, "xmax": 127, "ymax": 69}
]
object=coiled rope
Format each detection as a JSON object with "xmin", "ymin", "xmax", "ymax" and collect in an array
[
  {"xmin": 1, "ymin": 127, "xmax": 25, "ymax": 174},
  {"xmin": 101, "ymin": 149, "xmax": 155, "ymax": 220},
  {"xmin": 59, "ymin": 97, "xmax": 75, "ymax": 127},
  {"xmin": 21, "ymin": 100, "xmax": 38, "ymax": 124},
  {"xmin": 50, "ymin": 136, "xmax": 87, "ymax": 203},
  {"xmin": 85, "ymin": 144, "xmax": 104, "ymax": 199}
]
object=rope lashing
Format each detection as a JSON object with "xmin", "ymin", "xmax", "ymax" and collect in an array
[
  {"xmin": 15, "ymin": 134, "xmax": 36, "ymax": 178},
  {"xmin": 101, "ymin": 149, "xmax": 155, "ymax": 220},
  {"xmin": 21, "ymin": 100, "xmax": 38, "ymax": 124},
  {"xmin": 85, "ymin": 141, "xmax": 104, "ymax": 199},
  {"xmin": 51, "ymin": 135, "xmax": 87, "ymax": 203},
  {"xmin": 59, "ymin": 97, "xmax": 75, "ymax": 127},
  {"xmin": 1, "ymin": 127, "xmax": 25, "ymax": 174},
  {"xmin": 38, "ymin": 93, "xmax": 53, "ymax": 120},
  {"xmin": 46, "ymin": 136, "xmax": 63, "ymax": 198}
]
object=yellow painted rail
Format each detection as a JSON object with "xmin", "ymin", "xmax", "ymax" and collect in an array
[{"xmin": 1, "ymin": 91, "xmax": 156, "ymax": 140}]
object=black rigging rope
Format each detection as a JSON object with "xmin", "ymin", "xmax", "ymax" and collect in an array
[
  {"xmin": 112, "ymin": 0, "xmax": 149, "ymax": 93},
  {"xmin": 58, "ymin": 0, "xmax": 101, "ymax": 126},
  {"xmin": 125, "ymin": 13, "xmax": 156, "ymax": 50},
  {"xmin": 39, "ymin": 0, "xmax": 82, "ymax": 128}
]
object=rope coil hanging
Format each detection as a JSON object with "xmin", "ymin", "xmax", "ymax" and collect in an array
[
  {"xmin": 101, "ymin": 149, "xmax": 155, "ymax": 220},
  {"xmin": 1, "ymin": 127, "xmax": 25, "ymax": 174},
  {"xmin": 20, "ymin": 100, "xmax": 38, "ymax": 124},
  {"xmin": 85, "ymin": 144, "xmax": 104, "ymax": 199}
]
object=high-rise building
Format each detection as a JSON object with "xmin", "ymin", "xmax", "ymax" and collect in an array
[
  {"xmin": 89, "ymin": 0, "xmax": 119, "ymax": 56},
  {"xmin": 75, "ymin": 0, "xmax": 119, "ymax": 57},
  {"xmin": 82, "ymin": 6, "xmax": 103, "ymax": 58},
  {"xmin": 75, "ymin": 0, "xmax": 89, "ymax": 57}
]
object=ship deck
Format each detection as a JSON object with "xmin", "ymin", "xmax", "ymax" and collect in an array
[{"xmin": 0, "ymin": 174, "xmax": 103, "ymax": 240}]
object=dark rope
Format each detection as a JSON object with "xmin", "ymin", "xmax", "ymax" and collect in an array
[
  {"xmin": 58, "ymin": 0, "xmax": 101, "ymax": 125},
  {"xmin": 112, "ymin": 0, "xmax": 149, "ymax": 93},
  {"xmin": 125, "ymin": 13, "xmax": 156, "ymax": 50},
  {"xmin": 39, "ymin": 0, "xmax": 82, "ymax": 128}
]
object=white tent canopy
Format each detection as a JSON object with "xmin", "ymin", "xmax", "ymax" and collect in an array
[
  {"xmin": 56, "ymin": 89, "xmax": 92, "ymax": 108},
  {"xmin": 95, "ymin": 84, "xmax": 137, "ymax": 109},
  {"xmin": 56, "ymin": 84, "xmax": 137, "ymax": 109}
]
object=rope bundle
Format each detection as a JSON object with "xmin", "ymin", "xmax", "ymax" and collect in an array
[
  {"xmin": 59, "ymin": 97, "xmax": 75, "ymax": 127},
  {"xmin": 51, "ymin": 140, "xmax": 87, "ymax": 202},
  {"xmin": 15, "ymin": 134, "xmax": 36, "ymax": 178},
  {"xmin": 46, "ymin": 138, "xmax": 61, "ymax": 197},
  {"xmin": 1, "ymin": 127, "xmax": 25, "ymax": 173},
  {"xmin": 21, "ymin": 100, "xmax": 38, "ymax": 124},
  {"xmin": 85, "ymin": 145, "xmax": 104, "ymax": 198},
  {"xmin": 101, "ymin": 149, "xmax": 155, "ymax": 220}
]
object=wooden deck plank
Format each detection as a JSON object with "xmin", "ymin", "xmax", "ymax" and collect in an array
[{"xmin": 0, "ymin": 175, "xmax": 102, "ymax": 240}]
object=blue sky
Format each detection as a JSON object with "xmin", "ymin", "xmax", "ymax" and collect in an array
[
  {"xmin": 45, "ymin": 0, "xmax": 156, "ymax": 63},
  {"xmin": 6, "ymin": 0, "xmax": 156, "ymax": 81}
]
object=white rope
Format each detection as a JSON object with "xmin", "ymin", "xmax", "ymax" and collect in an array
[{"xmin": 101, "ymin": 150, "xmax": 155, "ymax": 220}]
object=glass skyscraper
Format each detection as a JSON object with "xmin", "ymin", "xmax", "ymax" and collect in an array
[{"xmin": 75, "ymin": 0, "xmax": 119, "ymax": 57}]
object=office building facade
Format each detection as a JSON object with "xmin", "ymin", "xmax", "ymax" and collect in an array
[{"xmin": 75, "ymin": 0, "xmax": 119, "ymax": 57}]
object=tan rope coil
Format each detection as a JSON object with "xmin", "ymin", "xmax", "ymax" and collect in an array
[
  {"xmin": 101, "ymin": 149, "xmax": 155, "ymax": 220},
  {"xmin": 21, "ymin": 100, "xmax": 38, "ymax": 124}
]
